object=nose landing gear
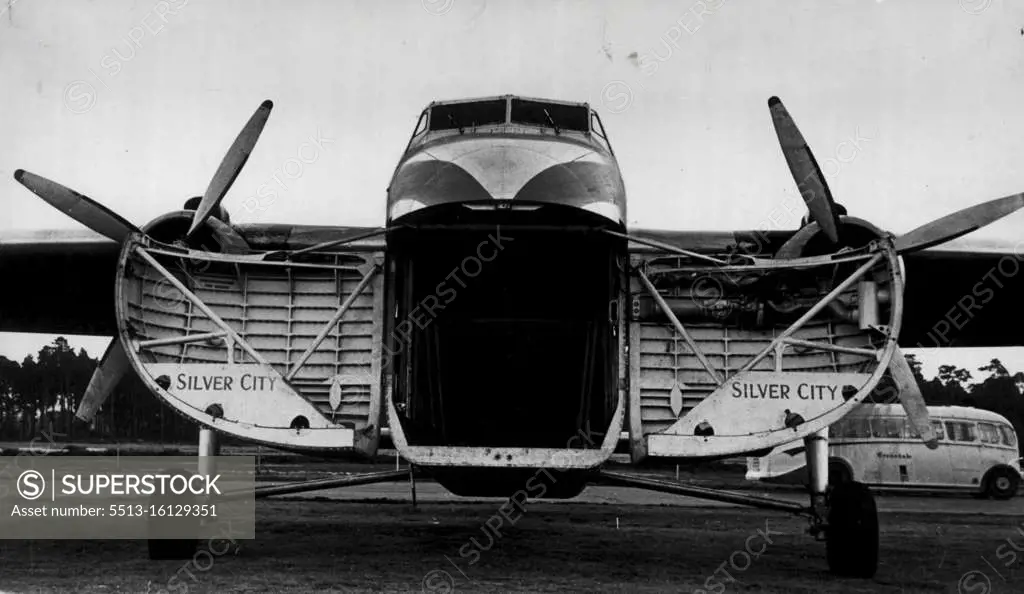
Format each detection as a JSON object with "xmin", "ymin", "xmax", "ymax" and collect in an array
[{"xmin": 804, "ymin": 427, "xmax": 879, "ymax": 578}]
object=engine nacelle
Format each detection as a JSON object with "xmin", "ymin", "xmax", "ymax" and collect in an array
[
  {"xmin": 141, "ymin": 208, "xmax": 247, "ymax": 253},
  {"xmin": 775, "ymin": 216, "xmax": 900, "ymax": 327},
  {"xmin": 774, "ymin": 215, "xmax": 886, "ymax": 259}
]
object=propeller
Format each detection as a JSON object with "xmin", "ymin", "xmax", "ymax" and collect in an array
[
  {"xmin": 889, "ymin": 347, "xmax": 939, "ymax": 449},
  {"xmin": 892, "ymin": 193, "xmax": 1024, "ymax": 254},
  {"xmin": 768, "ymin": 95, "xmax": 1024, "ymax": 447},
  {"xmin": 75, "ymin": 339, "xmax": 130, "ymax": 423},
  {"xmin": 769, "ymin": 96, "xmax": 842, "ymax": 244},
  {"xmin": 13, "ymin": 170, "xmax": 141, "ymax": 242},
  {"xmin": 769, "ymin": 96, "xmax": 1024, "ymax": 252},
  {"xmin": 14, "ymin": 100, "xmax": 272, "ymax": 422},
  {"xmin": 187, "ymin": 99, "xmax": 273, "ymax": 239}
]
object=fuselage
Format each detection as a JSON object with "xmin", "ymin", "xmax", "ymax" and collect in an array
[{"xmin": 381, "ymin": 96, "xmax": 629, "ymax": 496}]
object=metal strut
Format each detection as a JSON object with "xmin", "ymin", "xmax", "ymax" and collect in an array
[
  {"xmin": 635, "ymin": 268, "xmax": 724, "ymax": 386},
  {"xmin": 594, "ymin": 470, "xmax": 809, "ymax": 515},
  {"xmin": 251, "ymin": 469, "xmax": 410, "ymax": 499}
]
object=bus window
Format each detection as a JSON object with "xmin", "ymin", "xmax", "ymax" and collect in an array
[
  {"xmin": 845, "ymin": 418, "xmax": 871, "ymax": 438},
  {"xmin": 999, "ymin": 425, "xmax": 1017, "ymax": 448},
  {"xmin": 829, "ymin": 419, "xmax": 850, "ymax": 438},
  {"xmin": 979, "ymin": 423, "xmax": 1002, "ymax": 444},
  {"xmin": 932, "ymin": 421, "xmax": 945, "ymax": 441},
  {"xmin": 904, "ymin": 419, "xmax": 921, "ymax": 439},
  {"xmin": 946, "ymin": 421, "xmax": 977, "ymax": 442},
  {"xmin": 880, "ymin": 418, "xmax": 903, "ymax": 439}
]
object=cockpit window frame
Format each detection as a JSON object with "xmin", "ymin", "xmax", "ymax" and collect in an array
[
  {"xmin": 404, "ymin": 110, "xmax": 429, "ymax": 154},
  {"xmin": 404, "ymin": 97, "xmax": 613, "ymax": 155},
  {"xmin": 590, "ymin": 110, "xmax": 614, "ymax": 156}
]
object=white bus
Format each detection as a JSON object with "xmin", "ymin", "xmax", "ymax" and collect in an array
[{"xmin": 746, "ymin": 404, "xmax": 1022, "ymax": 499}]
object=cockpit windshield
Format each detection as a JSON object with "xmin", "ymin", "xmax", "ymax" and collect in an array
[
  {"xmin": 425, "ymin": 97, "xmax": 592, "ymax": 134},
  {"xmin": 428, "ymin": 99, "xmax": 507, "ymax": 131},
  {"xmin": 510, "ymin": 98, "xmax": 589, "ymax": 132}
]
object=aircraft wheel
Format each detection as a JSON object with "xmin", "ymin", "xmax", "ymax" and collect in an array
[
  {"xmin": 148, "ymin": 536, "xmax": 198, "ymax": 560},
  {"xmin": 985, "ymin": 467, "xmax": 1020, "ymax": 500},
  {"xmin": 828, "ymin": 460, "xmax": 851, "ymax": 487},
  {"xmin": 147, "ymin": 469, "xmax": 200, "ymax": 560},
  {"xmin": 825, "ymin": 482, "xmax": 878, "ymax": 578}
]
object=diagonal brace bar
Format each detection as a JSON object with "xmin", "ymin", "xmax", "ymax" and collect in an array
[
  {"xmin": 286, "ymin": 265, "xmax": 379, "ymax": 380},
  {"xmin": 738, "ymin": 253, "xmax": 883, "ymax": 374},
  {"xmin": 136, "ymin": 247, "xmax": 271, "ymax": 367},
  {"xmin": 636, "ymin": 268, "xmax": 724, "ymax": 386}
]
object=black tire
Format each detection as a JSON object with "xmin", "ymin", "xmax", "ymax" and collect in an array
[
  {"xmin": 826, "ymin": 482, "xmax": 879, "ymax": 578},
  {"xmin": 147, "ymin": 469, "xmax": 200, "ymax": 560},
  {"xmin": 148, "ymin": 537, "xmax": 198, "ymax": 560},
  {"xmin": 828, "ymin": 461, "xmax": 852, "ymax": 487},
  {"xmin": 985, "ymin": 467, "xmax": 1020, "ymax": 500}
]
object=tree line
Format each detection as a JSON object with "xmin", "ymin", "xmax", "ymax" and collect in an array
[
  {"xmin": 0, "ymin": 337, "xmax": 198, "ymax": 443},
  {"xmin": 0, "ymin": 338, "xmax": 1022, "ymax": 453}
]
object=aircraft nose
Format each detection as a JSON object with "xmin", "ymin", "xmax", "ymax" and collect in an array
[
  {"xmin": 431, "ymin": 139, "xmax": 596, "ymax": 200},
  {"xmin": 388, "ymin": 136, "xmax": 622, "ymax": 219}
]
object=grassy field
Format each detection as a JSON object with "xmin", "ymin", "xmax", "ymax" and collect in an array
[
  {"xmin": 0, "ymin": 497, "xmax": 1020, "ymax": 593},
  {"xmin": 1, "ymin": 447, "xmax": 1019, "ymax": 592}
]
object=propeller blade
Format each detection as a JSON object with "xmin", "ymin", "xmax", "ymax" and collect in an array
[
  {"xmin": 893, "ymin": 193, "xmax": 1024, "ymax": 254},
  {"xmin": 76, "ymin": 339, "xmax": 131, "ymax": 423},
  {"xmin": 13, "ymin": 169, "xmax": 140, "ymax": 242},
  {"xmin": 889, "ymin": 347, "xmax": 938, "ymax": 449},
  {"xmin": 188, "ymin": 100, "xmax": 274, "ymax": 239},
  {"xmin": 768, "ymin": 97, "xmax": 841, "ymax": 244}
]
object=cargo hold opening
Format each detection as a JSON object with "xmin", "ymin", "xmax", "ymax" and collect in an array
[{"xmin": 388, "ymin": 211, "xmax": 621, "ymax": 449}]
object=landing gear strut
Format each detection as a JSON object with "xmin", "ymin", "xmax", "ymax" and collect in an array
[{"xmin": 147, "ymin": 429, "xmax": 220, "ymax": 560}]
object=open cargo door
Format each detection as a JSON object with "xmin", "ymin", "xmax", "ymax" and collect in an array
[
  {"xmin": 115, "ymin": 233, "xmax": 386, "ymax": 456},
  {"xmin": 624, "ymin": 239, "xmax": 903, "ymax": 462}
]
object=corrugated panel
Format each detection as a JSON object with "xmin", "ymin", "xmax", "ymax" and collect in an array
[{"xmin": 631, "ymin": 320, "xmax": 877, "ymax": 436}]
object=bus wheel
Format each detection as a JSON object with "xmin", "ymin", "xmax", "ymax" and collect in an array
[
  {"xmin": 826, "ymin": 482, "xmax": 878, "ymax": 578},
  {"xmin": 986, "ymin": 468, "xmax": 1020, "ymax": 500}
]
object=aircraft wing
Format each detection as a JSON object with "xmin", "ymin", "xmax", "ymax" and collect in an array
[
  {"xmin": 898, "ymin": 237, "xmax": 1023, "ymax": 348},
  {"xmin": 628, "ymin": 228, "xmax": 1023, "ymax": 349},
  {"xmin": 0, "ymin": 224, "xmax": 385, "ymax": 336}
]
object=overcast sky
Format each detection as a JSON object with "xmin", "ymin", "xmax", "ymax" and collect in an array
[{"xmin": 1, "ymin": 0, "xmax": 1023, "ymax": 372}]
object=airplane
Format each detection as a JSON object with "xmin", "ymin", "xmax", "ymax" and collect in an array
[{"xmin": 3, "ymin": 93, "xmax": 1023, "ymax": 578}]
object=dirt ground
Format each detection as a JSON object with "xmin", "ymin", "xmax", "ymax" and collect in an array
[{"xmin": 1, "ymin": 493, "xmax": 1022, "ymax": 594}]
